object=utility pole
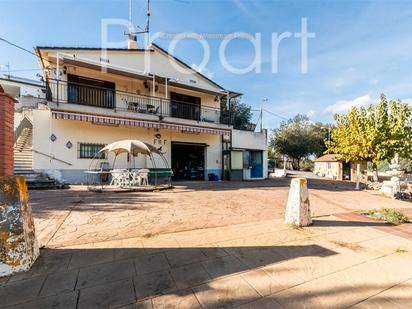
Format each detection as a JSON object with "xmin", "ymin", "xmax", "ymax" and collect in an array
[{"xmin": 261, "ymin": 98, "xmax": 268, "ymax": 132}]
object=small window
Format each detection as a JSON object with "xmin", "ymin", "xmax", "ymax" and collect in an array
[
  {"xmin": 327, "ymin": 162, "xmax": 331, "ymax": 169},
  {"xmin": 243, "ymin": 151, "xmax": 251, "ymax": 169},
  {"xmin": 78, "ymin": 143, "xmax": 106, "ymax": 159}
]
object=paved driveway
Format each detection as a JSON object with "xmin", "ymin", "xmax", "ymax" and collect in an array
[
  {"xmin": 2, "ymin": 175, "xmax": 412, "ymax": 308},
  {"xmin": 30, "ymin": 175, "xmax": 408, "ymax": 248}
]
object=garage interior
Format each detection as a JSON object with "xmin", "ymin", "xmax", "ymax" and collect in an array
[{"xmin": 171, "ymin": 142, "xmax": 206, "ymax": 180}]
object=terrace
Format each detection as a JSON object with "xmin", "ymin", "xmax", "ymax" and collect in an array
[{"xmin": 45, "ymin": 78, "xmax": 225, "ymax": 125}]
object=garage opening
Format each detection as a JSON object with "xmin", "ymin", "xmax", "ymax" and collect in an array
[{"xmin": 171, "ymin": 142, "xmax": 205, "ymax": 181}]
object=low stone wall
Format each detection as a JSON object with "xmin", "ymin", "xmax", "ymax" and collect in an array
[{"xmin": 0, "ymin": 176, "xmax": 39, "ymax": 277}]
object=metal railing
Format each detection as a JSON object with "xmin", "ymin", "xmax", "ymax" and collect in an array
[{"xmin": 46, "ymin": 79, "xmax": 222, "ymax": 124}]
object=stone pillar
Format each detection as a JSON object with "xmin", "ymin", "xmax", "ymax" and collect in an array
[
  {"xmin": 0, "ymin": 87, "xmax": 16, "ymax": 177},
  {"xmin": 0, "ymin": 176, "xmax": 39, "ymax": 277},
  {"xmin": 285, "ymin": 178, "xmax": 312, "ymax": 227}
]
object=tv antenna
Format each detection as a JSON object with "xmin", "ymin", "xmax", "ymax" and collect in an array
[{"xmin": 125, "ymin": 0, "xmax": 151, "ymax": 48}]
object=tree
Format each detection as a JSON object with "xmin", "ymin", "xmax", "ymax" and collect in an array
[
  {"xmin": 270, "ymin": 115, "xmax": 329, "ymax": 169},
  {"xmin": 220, "ymin": 97, "xmax": 254, "ymax": 131},
  {"xmin": 326, "ymin": 94, "xmax": 412, "ymax": 181}
]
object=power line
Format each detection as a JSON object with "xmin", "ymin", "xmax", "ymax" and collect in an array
[
  {"xmin": 0, "ymin": 37, "xmax": 38, "ymax": 57},
  {"xmin": 262, "ymin": 108, "xmax": 289, "ymax": 121},
  {"xmin": 0, "ymin": 68, "xmax": 42, "ymax": 73},
  {"xmin": 0, "ymin": 37, "xmax": 50, "ymax": 65}
]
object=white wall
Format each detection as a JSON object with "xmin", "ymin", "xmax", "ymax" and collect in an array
[
  {"xmin": 231, "ymin": 129, "xmax": 267, "ymax": 151},
  {"xmin": 43, "ymin": 48, "xmax": 222, "ymax": 94},
  {"xmin": 231, "ymin": 129, "xmax": 268, "ymax": 179},
  {"xmin": 31, "ymin": 109, "xmax": 222, "ymax": 182}
]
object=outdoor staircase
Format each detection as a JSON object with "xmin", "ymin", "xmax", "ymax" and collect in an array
[
  {"xmin": 13, "ymin": 118, "xmax": 67, "ymax": 190},
  {"xmin": 14, "ymin": 127, "xmax": 33, "ymax": 173}
]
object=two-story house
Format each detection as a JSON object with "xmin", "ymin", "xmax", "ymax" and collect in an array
[{"xmin": 5, "ymin": 42, "xmax": 267, "ymax": 184}]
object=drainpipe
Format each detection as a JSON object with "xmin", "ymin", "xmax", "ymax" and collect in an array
[
  {"xmin": 56, "ymin": 53, "xmax": 60, "ymax": 104},
  {"xmin": 226, "ymin": 90, "xmax": 230, "ymax": 127},
  {"xmin": 152, "ymin": 74, "xmax": 155, "ymax": 97},
  {"xmin": 165, "ymin": 77, "xmax": 168, "ymax": 99}
]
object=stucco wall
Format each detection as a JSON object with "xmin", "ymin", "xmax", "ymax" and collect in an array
[
  {"xmin": 231, "ymin": 129, "xmax": 267, "ymax": 151},
  {"xmin": 44, "ymin": 48, "xmax": 222, "ymax": 98},
  {"xmin": 31, "ymin": 109, "xmax": 222, "ymax": 183},
  {"xmin": 314, "ymin": 161, "xmax": 342, "ymax": 180},
  {"xmin": 231, "ymin": 129, "xmax": 268, "ymax": 180}
]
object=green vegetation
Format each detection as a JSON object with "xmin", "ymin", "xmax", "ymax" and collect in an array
[
  {"xmin": 220, "ymin": 97, "xmax": 254, "ymax": 131},
  {"xmin": 366, "ymin": 208, "xmax": 409, "ymax": 225},
  {"xmin": 326, "ymin": 94, "xmax": 412, "ymax": 181},
  {"xmin": 270, "ymin": 115, "xmax": 332, "ymax": 169}
]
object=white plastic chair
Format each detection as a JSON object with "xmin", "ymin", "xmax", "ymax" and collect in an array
[
  {"xmin": 138, "ymin": 169, "xmax": 150, "ymax": 186},
  {"xmin": 130, "ymin": 169, "xmax": 142, "ymax": 187},
  {"xmin": 110, "ymin": 169, "xmax": 128, "ymax": 186}
]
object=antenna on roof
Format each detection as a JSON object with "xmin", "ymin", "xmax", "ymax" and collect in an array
[{"xmin": 125, "ymin": 0, "xmax": 151, "ymax": 49}]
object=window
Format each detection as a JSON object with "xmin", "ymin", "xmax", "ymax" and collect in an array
[
  {"xmin": 78, "ymin": 143, "xmax": 106, "ymax": 159},
  {"xmin": 68, "ymin": 74, "xmax": 115, "ymax": 109},
  {"xmin": 231, "ymin": 151, "xmax": 243, "ymax": 170},
  {"xmin": 243, "ymin": 150, "xmax": 251, "ymax": 168},
  {"xmin": 170, "ymin": 92, "xmax": 201, "ymax": 121},
  {"xmin": 327, "ymin": 162, "xmax": 331, "ymax": 169}
]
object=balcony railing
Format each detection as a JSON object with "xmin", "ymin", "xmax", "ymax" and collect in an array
[{"xmin": 46, "ymin": 79, "xmax": 222, "ymax": 124}]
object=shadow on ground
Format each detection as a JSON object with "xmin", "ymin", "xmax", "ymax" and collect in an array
[
  {"xmin": 1, "ymin": 244, "xmax": 337, "ymax": 308},
  {"xmin": 172, "ymin": 176, "xmax": 361, "ymax": 193}
]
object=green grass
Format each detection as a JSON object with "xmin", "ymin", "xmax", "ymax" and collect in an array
[{"xmin": 366, "ymin": 208, "xmax": 409, "ymax": 225}]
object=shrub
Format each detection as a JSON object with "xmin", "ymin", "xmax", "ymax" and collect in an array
[{"xmin": 367, "ymin": 208, "xmax": 409, "ymax": 225}]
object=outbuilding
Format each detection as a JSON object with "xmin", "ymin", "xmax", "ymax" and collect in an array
[{"xmin": 314, "ymin": 154, "xmax": 368, "ymax": 183}]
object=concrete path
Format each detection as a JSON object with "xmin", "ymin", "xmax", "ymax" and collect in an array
[
  {"xmin": 2, "ymin": 176, "xmax": 412, "ymax": 308},
  {"xmin": 2, "ymin": 216, "xmax": 412, "ymax": 308},
  {"xmin": 30, "ymin": 177, "xmax": 409, "ymax": 248}
]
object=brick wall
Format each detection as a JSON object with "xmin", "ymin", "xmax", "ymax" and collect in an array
[{"xmin": 0, "ymin": 92, "xmax": 16, "ymax": 176}]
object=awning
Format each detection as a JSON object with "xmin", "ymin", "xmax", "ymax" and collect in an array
[{"xmin": 52, "ymin": 111, "xmax": 230, "ymax": 137}]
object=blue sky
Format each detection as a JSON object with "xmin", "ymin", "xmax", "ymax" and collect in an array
[{"xmin": 1, "ymin": 0, "xmax": 412, "ymax": 129}]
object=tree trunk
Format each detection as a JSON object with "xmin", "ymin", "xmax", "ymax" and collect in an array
[{"xmin": 372, "ymin": 163, "xmax": 379, "ymax": 182}]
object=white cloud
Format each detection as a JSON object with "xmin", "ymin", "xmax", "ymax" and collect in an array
[
  {"xmin": 323, "ymin": 95, "xmax": 374, "ymax": 114},
  {"xmin": 369, "ymin": 79, "xmax": 379, "ymax": 85}
]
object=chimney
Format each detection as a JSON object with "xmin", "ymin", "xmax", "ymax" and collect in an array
[{"xmin": 128, "ymin": 34, "xmax": 139, "ymax": 50}]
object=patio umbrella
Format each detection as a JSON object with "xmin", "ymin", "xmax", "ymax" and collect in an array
[{"xmin": 99, "ymin": 139, "xmax": 161, "ymax": 156}]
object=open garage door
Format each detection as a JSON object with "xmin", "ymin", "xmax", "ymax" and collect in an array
[{"xmin": 171, "ymin": 142, "xmax": 206, "ymax": 180}]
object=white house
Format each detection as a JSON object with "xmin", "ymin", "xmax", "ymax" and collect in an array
[{"xmin": 4, "ymin": 41, "xmax": 267, "ymax": 184}]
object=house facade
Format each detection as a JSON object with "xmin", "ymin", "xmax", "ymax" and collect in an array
[
  {"xmin": 314, "ymin": 154, "xmax": 368, "ymax": 183},
  {"xmin": 5, "ymin": 43, "xmax": 267, "ymax": 184}
]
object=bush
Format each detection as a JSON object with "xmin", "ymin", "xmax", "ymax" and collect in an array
[{"xmin": 366, "ymin": 208, "xmax": 409, "ymax": 225}]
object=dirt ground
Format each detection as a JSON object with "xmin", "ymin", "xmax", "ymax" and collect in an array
[{"xmin": 30, "ymin": 172, "xmax": 410, "ymax": 248}]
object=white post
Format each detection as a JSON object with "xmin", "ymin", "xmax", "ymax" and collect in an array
[
  {"xmin": 285, "ymin": 178, "xmax": 312, "ymax": 227},
  {"xmin": 56, "ymin": 52, "xmax": 60, "ymax": 81},
  {"xmin": 355, "ymin": 163, "xmax": 361, "ymax": 190}
]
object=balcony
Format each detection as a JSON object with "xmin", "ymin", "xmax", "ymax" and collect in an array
[{"xmin": 46, "ymin": 79, "xmax": 222, "ymax": 124}]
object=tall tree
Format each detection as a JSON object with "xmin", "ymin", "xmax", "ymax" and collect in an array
[
  {"xmin": 220, "ymin": 97, "xmax": 254, "ymax": 131},
  {"xmin": 326, "ymin": 94, "xmax": 412, "ymax": 181},
  {"xmin": 270, "ymin": 115, "xmax": 329, "ymax": 169}
]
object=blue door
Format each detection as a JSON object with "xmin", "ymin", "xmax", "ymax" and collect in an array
[{"xmin": 250, "ymin": 151, "xmax": 263, "ymax": 178}]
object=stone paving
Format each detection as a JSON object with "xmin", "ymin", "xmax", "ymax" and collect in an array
[
  {"xmin": 30, "ymin": 176, "xmax": 409, "ymax": 248},
  {"xmin": 2, "ymin": 176, "xmax": 412, "ymax": 308}
]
